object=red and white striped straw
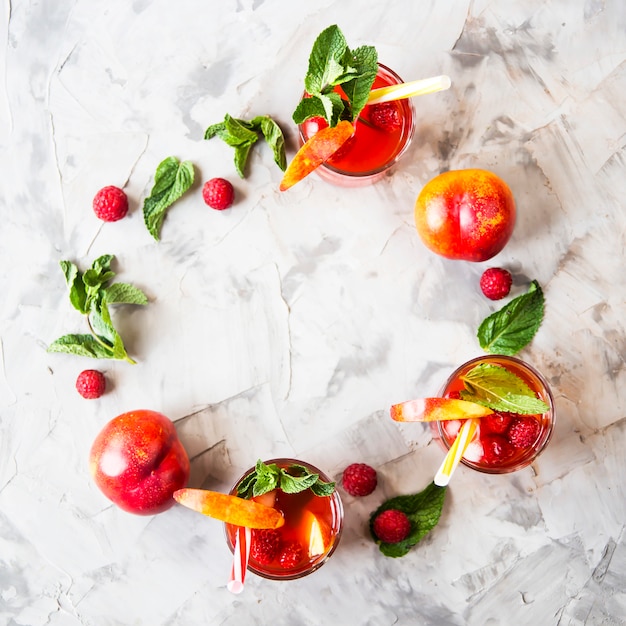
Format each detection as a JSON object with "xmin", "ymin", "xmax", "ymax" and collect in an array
[{"xmin": 227, "ymin": 526, "xmax": 251, "ymax": 594}]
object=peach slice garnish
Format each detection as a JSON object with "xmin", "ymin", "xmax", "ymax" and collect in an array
[
  {"xmin": 173, "ymin": 489, "xmax": 284, "ymax": 529},
  {"xmin": 390, "ymin": 397, "xmax": 493, "ymax": 422},
  {"xmin": 279, "ymin": 120, "xmax": 355, "ymax": 191},
  {"xmin": 302, "ymin": 510, "xmax": 331, "ymax": 557}
]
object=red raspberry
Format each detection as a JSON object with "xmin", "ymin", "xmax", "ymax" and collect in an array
[
  {"xmin": 445, "ymin": 390, "xmax": 462, "ymax": 400},
  {"xmin": 481, "ymin": 434, "xmax": 515, "ymax": 464},
  {"xmin": 368, "ymin": 102, "xmax": 402, "ymax": 132},
  {"xmin": 93, "ymin": 186, "xmax": 129, "ymax": 222},
  {"xmin": 342, "ymin": 463, "xmax": 378, "ymax": 497},
  {"xmin": 277, "ymin": 542, "xmax": 304, "ymax": 569},
  {"xmin": 372, "ymin": 509, "xmax": 411, "ymax": 544},
  {"xmin": 75, "ymin": 370, "xmax": 106, "ymax": 399},
  {"xmin": 507, "ymin": 416, "xmax": 541, "ymax": 449},
  {"xmin": 481, "ymin": 411, "xmax": 514, "ymax": 435},
  {"xmin": 480, "ymin": 268, "xmax": 513, "ymax": 300},
  {"xmin": 250, "ymin": 529, "xmax": 281, "ymax": 565},
  {"xmin": 202, "ymin": 178, "xmax": 234, "ymax": 210}
]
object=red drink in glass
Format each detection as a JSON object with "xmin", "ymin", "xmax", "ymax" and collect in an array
[
  {"xmin": 299, "ymin": 64, "xmax": 415, "ymax": 187},
  {"xmin": 435, "ymin": 355, "xmax": 555, "ymax": 474},
  {"xmin": 225, "ymin": 458, "xmax": 343, "ymax": 580}
]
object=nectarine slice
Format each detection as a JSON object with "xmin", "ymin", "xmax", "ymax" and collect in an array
[
  {"xmin": 279, "ymin": 120, "xmax": 355, "ymax": 191},
  {"xmin": 302, "ymin": 510, "xmax": 331, "ymax": 557},
  {"xmin": 173, "ymin": 489, "xmax": 284, "ymax": 529},
  {"xmin": 390, "ymin": 398, "xmax": 493, "ymax": 422}
]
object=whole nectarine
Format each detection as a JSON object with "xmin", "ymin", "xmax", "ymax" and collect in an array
[
  {"xmin": 414, "ymin": 169, "xmax": 516, "ymax": 262},
  {"xmin": 89, "ymin": 410, "xmax": 190, "ymax": 515}
]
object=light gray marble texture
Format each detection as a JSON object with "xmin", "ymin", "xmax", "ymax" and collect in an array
[{"xmin": 1, "ymin": 0, "xmax": 625, "ymax": 624}]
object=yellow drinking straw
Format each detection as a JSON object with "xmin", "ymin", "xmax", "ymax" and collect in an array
[
  {"xmin": 367, "ymin": 75, "xmax": 451, "ymax": 105},
  {"xmin": 434, "ymin": 418, "xmax": 478, "ymax": 487}
]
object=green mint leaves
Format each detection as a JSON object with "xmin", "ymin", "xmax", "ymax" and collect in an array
[
  {"xmin": 236, "ymin": 459, "xmax": 335, "ymax": 499},
  {"xmin": 478, "ymin": 280, "xmax": 545, "ymax": 355},
  {"xmin": 460, "ymin": 363, "xmax": 550, "ymax": 414},
  {"xmin": 292, "ymin": 24, "xmax": 378, "ymax": 127},
  {"xmin": 205, "ymin": 114, "xmax": 286, "ymax": 178},
  {"xmin": 48, "ymin": 255, "xmax": 148, "ymax": 363},
  {"xmin": 370, "ymin": 482, "xmax": 446, "ymax": 558},
  {"xmin": 143, "ymin": 156, "xmax": 195, "ymax": 241}
]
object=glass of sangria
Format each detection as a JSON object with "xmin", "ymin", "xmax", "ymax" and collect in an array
[
  {"xmin": 298, "ymin": 63, "xmax": 415, "ymax": 187},
  {"xmin": 435, "ymin": 355, "xmax": 555, "ymax": 474},
  {"xmin": 224, "ymin": 458, "xmax": 344, "ymax": 581}
]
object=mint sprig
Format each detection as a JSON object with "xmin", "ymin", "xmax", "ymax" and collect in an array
[
  {"xmin": 48, "ymin": 255, "xmax": 148, "ymax": 363},
  {"xmin": 236, "ymin": 459, "xmax": 335, "ymax": 499},
  {"xmin": 460, "ymin": 363, "xmax": 550, "ymax": 414},
  {"xmin": 142, "ymin": 156, "xmax": 195, "ymax": 241},
  {"xmin": 205, "ymin": 114, "xmax": 286, "ymax": 178},
  {"xmin": 478, "ymin": 280, "xmax": 545, "ymax": 355},
  {"xmin": 292, "ymin": 24, "xmax": 378, "ymax": 127},
  {"xmin": 370, "ymin": 482, "xmax": 446, "ymax": 558}
]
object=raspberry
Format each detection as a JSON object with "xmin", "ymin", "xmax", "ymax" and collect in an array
[
  {"xmin": 75, "ymin": 370, "xmax": 106, "ymax": 399},
  {"xmin": 480, "ymin": 268, "xmax": 513, "ymax": 300},
  {"xmin": 342, "ymin": 463, "xmax": 378, "ymax": 497},
  {"xmin": 93, "ymin": 186, "xmax": 129, "ymax": 222},
  {"xmin": 277, "ymin": 542, "xmax": 304, "ymax": 569},
  {"xmin": 445, "ymin": 390, "xmax": 462, "ymax": 400},
  {"xmin": 482, "ymin": 434, "xmax": 515, "ymax": 464},
  {"xmin": 250, "ymin": 529, "xmax": 281, "ymax": 565},
  {"xmin": 507, "ymin": 416, "xmax": 541, "ymax": 449},
  {"xmin": 481, "ymin": 411, "xmax": 514, "ymax": 435},
  {"xmin": 372, "ymin": 509, "xmax": 411, "ymax": 544},
  {"xmin": 202, "ymin": 178, "xmax": 234, "ymax": 210},
  {"xmin": 368, "ymin": 102, "xmax": 402, "ymax": 132}
]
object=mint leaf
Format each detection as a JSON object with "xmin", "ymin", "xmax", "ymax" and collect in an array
[
  {"xmin": 370, "ymin": 482, "xmax": 446, "ymax": 558},
  {"xmin": 143, "ymin": 156, "xmax": 194, "ymax": 240},
  {"xmin": 341, "ymin": 45, "xmax": 378, "ymax": 120},
  {"xmin": 48, "ymin": 334, "xmax": 116, "ymax": 359},
  {"xmin": 236, "ymin": 460, "xmax": 336, "ymax": 499},
  {"xmin": 279, "ymin": 472, "xmax": 319, "ymax": 494},
  {"xmin": 460, "ymin": 363, "xmax": 550, "ymax": 414},
  {"xmin": 310, "ymin": 479, "xmax": 336, "ymax": 497},
  {"xmin": 60, "ymin": 261, "xmax": 87, "ymax": 314},
  {"xmin": 305, "ymin": 25, "xmax": 350, "ymax": 94},
  {"xmin": 254, "ymin": 116, "xmax": 287, "ymax": 172},
  {"xmin": 478, "ymin": 280, "xmax": 545, "ymax": 355},
  {"xmin": 205, "ymin": 114, "xmax": 286, "ymax": 178},
  {"xmin": 104, "ymin": 283, "xmax": 148, "ymax": 305}
]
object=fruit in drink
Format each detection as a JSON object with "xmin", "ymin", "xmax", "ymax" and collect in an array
[
  {"xmin": 89, "ymin": 410, "xmax": 190, "ymax": 515},
  {"xmin": 414, "ymin": 169, "xmax": 516, "ymax": 261}
]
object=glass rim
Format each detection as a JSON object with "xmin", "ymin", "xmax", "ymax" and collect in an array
[
  {"xmin": 436, "ymin": 354, "xmax": 556, "ymax": 474},
  {"xmin": 297, "ymin": 63, "xmax": 415, "ymax": 181},
  {"xmin": 224, "ymin": 457, "xmax": 344, "ymax": 581}
]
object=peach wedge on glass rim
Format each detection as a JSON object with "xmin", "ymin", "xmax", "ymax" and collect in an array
[
  {"xmin": 279, "ymin": 120, "xmax": 355, "ymax": 190},
  {"xmin": 173, "ymin": 488, "xmax": 285, "ymax": 529},
  {"xmin": 390, "ymin": 397, "xmax": 494, "ymax": 422}
]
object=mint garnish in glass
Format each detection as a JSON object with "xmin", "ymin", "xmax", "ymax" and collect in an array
[{"xmin": 292, "ymin": 24, "xmax": 379, "ymax": 128}]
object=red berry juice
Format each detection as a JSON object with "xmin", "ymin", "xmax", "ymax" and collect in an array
[
  {"xmin": 225, "ymin": 458, "xmax": 343, "ymax": 580},
  {"xmin": 435, "ymin": 355, "xmax": 555, "ymax": 474},
  {"xmin": 299, "ymin": 63, "xmax": 415, "ymax": 186}
]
